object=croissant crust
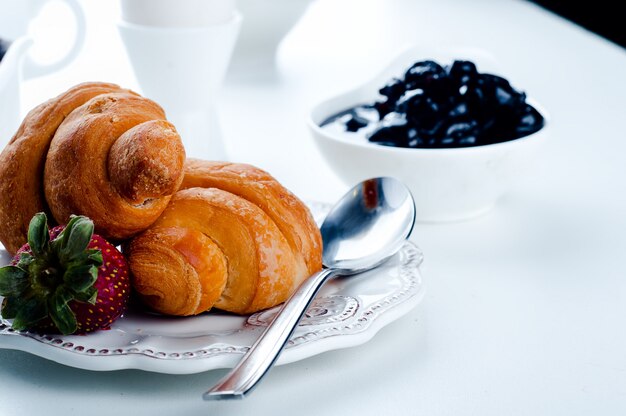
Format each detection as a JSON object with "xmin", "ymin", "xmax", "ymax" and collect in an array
[
  {"xmin": 0, "ymin": 82, "xmax": 185, "ymax": 254},
  {"xmin": 127, "ymin": 161, "xmax": 323, "ymax": 315}
]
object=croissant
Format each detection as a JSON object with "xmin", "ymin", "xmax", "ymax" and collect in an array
[
  {"xmin": 126, "ymin": 160, "xmax": 323, "ymax": 315},
  {"xmin": 0, "ymin": 82, "xmax": 185, "ymax": 254}
]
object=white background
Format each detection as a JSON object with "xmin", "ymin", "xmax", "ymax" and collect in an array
[{"xmin": 2, "ymin": 0, "xmax": 626, "ymax": 414}]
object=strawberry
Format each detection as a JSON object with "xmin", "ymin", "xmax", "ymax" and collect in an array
[{"xmin": 0, "ymin": 213, "xmax": 130, "ymax": 335}]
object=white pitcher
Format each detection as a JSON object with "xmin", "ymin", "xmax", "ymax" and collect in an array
[{"xmin": 0, "ymin": 0, "xmax": 86, "ymax": 146}]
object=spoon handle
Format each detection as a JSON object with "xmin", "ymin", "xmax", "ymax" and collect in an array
[{"xmin": 203, "ymin": 268, "xmax": 336, "ymax": 400}]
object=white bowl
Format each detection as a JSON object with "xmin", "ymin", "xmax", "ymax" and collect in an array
[{"xmin": 308, "ymin": 46, "xmax": 549, "ymax": 222}]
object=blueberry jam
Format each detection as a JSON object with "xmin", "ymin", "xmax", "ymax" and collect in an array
[
  {"xmin": 0, "ymin": 38, "xmax": 10, "ymax": 63},
  {"xmin": 321, "ymin": 60, "xmax": 544, "ymax": 148}
]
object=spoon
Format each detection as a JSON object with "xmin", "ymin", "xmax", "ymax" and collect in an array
[{"xmin": 203, "ymin": 177, "xmax": 416, "ymax": 400}]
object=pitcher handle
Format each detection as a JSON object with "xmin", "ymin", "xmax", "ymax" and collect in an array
[{"xmin": 22, "ymin": 0, "xmax": 86, "ymax": 79}]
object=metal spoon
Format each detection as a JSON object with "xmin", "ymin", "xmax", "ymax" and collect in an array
[{"xmin": 203, "ymin": 177, "xmax": 416, "ymax": 400}]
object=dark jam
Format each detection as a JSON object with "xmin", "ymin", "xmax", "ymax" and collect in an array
[
  {"xmin": 321, "ymin": 60, "xmax": 544, "ymax": 148},
  {"xmin": 0, "ymin": 38, "xmax": 10, "ymax": 63}
]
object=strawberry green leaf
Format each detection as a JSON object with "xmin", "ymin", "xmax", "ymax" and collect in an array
[
  {"xmin": 57, "ymin": 216, "xmax": 94, "ymax": 263},
  {"xmin": 11, "ymin": 296, "xmax": 48, "ymax": 330},
  {"xmin": 86, "ymin": 249, "xmax": 103, "ymax": 265},
  {"xmin": 27, "ymin": 212, "xmax": 49, "ymax": 256},
  {"xmin": 63, "ymin": 263, "xmax": 98, "ymax": 292},
  {"xmin": 1, "ymin": 297, "xmax": 19, "ymax": 319},
  {"xmin": 0, "ymin": 266, "xmax": 29, "ymax": 297},
  {"xmin": 74, "ymin": 286, "xmax": 97, "ymax": 304},
  {"xmin": 16, "ymin": 252, "xmax": 34, "ymax": 269},
  {"xmin": 48, "ymin": 287, "xmax": 77, "ymax": 335}
]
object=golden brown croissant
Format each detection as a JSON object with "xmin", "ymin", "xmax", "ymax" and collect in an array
[
  {"xmin": 0, "ymin": 82, "xmax": 185, "ymax": 254},
  {"xmin": 126, "ymin": 161, "xmax": 323, "ymax": 315}
]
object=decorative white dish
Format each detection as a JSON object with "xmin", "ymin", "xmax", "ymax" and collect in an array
[
  {"xmin": 0, "ymin": 202, "xmax": 424, "ymax": 374},
  {"xmin": 308, "ymin": 46, "xmax": 550, "ymax": 222}
]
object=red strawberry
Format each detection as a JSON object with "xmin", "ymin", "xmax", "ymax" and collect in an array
[{"xmin": 0, "ymin": 213, "xmax": 130, "ymax": 335}]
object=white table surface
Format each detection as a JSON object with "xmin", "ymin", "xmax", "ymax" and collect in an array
[{"xmin": 2, "ymin": 0, "xmax": 626, "ymax": 415}]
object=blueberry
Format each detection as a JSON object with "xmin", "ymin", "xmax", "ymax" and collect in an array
[
  {"xmin": 403, "ymin": 60, "xmax": 446, "ymax": 91},
  {"xmin": 461, "ymin": 83, "xmax": 490, "ymax": 121},
  {"xmin": 379, "ymin": 111, "xmax": 409, "ymax": 128},
  {"xmin": 479, "ymin": 73, "xmax": 508, "ymax": 90},
  {"xmin": 379, "ymin": 78, "xmax": 406, "ymax": 102},
  {"xmin": 396, "ymin": 89, "xmax": 442, "ymax": 129},
  {"xmin": 480, "ymin": 73, "xmax": 512, "ymax": 91},
  {"xmin": 345, "ymin": 114, "xmax": 368, "ymax": 132},
  {"xmin": 448, "ymin": 101, "xmax": 470, "ymax": 118},
  {"xmin": 448, "ymin": 60, "xmax": 478, "ymax": 85},
  {"xmin": 480, "ymin": 74, "xmax": 526, "ymax": 108},
  {"xmin": 374, "ymin": 100, "xmax": 393, "ymax": 119},
  {"xmin": 515, "ymin": 104, "xmax": 544, "ymax": 136},
  {"xmin": 406, "ymin": 128, "xmax": 421, "ymax": 148},
  {"xmin": 442, "ymin": 120, "xmax": 480, "ymax": 147},
  {"xmin": 368, "ymin": 125, "xmax": 408, "ymax": 147},
  {"xmin": 319, "ymin": 105, "xmax": 377, "ymax": 132},
  {"xmin": 367, "ymin": 113, "xmax": 409, "ymax": 147}
]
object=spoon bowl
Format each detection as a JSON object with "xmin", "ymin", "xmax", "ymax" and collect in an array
[
  {"xmin": 204, "ymin": 177, "xmax": 416, "ymax": 400},
  {"xmin": 321, "ymin": 177, "xmax": 415, "ymax": 273}
]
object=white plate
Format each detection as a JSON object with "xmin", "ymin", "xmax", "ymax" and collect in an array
[{"xmin": 0, "ymin": 202, "xmax": 424, "ymax": 374}]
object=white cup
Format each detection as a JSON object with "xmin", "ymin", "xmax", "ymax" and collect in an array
[
  {"xmin": 0, "ymin": 0, "xmax": 86, "ymax": 146},
  {"xmin": 120, "ymin": 0, "xmax": 235, "ymax": 27},
  {"xmin": 118, "ymin": 0, "xmax": 241, "ymax": 160},
  {"xmin": 228, "ymin": 0, "xmax": 313, "ymax": 82}
]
